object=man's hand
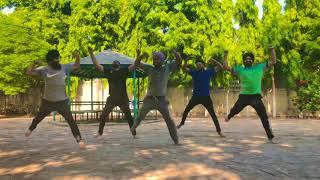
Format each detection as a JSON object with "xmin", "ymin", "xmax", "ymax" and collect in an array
[
  {"xmin": 72, "ymin": 50, "xmax": 80, "ymax": 59},
  {"xmin": 269, "ymin": 45, "xmax": 274, "ymax": 50},
  {"xmin": 140, "ymin": 52, "xmax": 149, "ymax": 59},
  {"xmin": 72, "ymin": 50, "xmax": 81, "ymax": 70},
  {"xmin": 268, "ymin": 45, "xmax": 276, "ymax": 68},
  {"xmin": 136, "ymin": 48, "xmax": 141, "ymax": 57},
  {"xmin": 33, "ymin": 60, "xmax": 43, "ymax": 66},
  {"xmin": 87, "ymin": 47, "xmax": 103, "ymax": 72},
  {"xmin": 88, "ymin": 46, "xmax": 94, "ymax": 55},
  {"xmin": 171, "ymin": 49, "xmax": 182, "ymax": 65},
  {"xmin": 130, "ymin": 49, "xmax": 148, "ymax": 71},
  {"xmin": 136, "ymin": 49, "xmax": 148, "ymax": 62}
]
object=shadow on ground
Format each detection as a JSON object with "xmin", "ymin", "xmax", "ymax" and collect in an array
[{"xmin": 0, "ymin": 117, "xmax": 319, "ymax": 179}]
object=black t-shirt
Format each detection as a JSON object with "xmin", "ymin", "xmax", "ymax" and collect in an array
[{"xmin": 103, "ymin": 67, "xmax": 129, "ymax": 100}]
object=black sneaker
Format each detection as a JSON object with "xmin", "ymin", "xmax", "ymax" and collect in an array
[
  {"xmin": 218, "ymin": 132, "xmax": 226, "ymax": 138},
  {"xmin": 131, "ymin": 128, "xmax": 137, "ymax": 136}
]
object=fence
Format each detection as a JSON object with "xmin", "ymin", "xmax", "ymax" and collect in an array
[{"xmin": 0, "ymin": 86, "xmax": 317, "ymax": 118}]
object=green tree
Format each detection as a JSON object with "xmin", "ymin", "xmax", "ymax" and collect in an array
[{"xmin": 0, "ymin": 14, "xmax": 52, "ymax": 95}]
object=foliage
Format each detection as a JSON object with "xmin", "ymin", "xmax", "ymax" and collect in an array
[{"xmin": 0, "ymin": 0, "xmax": 319, "ymax": 111}]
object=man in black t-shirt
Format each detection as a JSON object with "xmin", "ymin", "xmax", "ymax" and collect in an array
[{"xmin": 88, "ymin": 47, "xmax": 145, "ymax": 137}]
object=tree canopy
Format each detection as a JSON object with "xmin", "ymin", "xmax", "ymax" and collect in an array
[{"xmin": 0, "ymin": 0, "xmax": 319, "ymax": 112}]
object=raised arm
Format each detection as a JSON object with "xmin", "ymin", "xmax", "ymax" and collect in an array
[
  {"xmin": 180, "ymin": 55, "xmax": 191, "ymax": 73},
  {"xmin": 172, "ymin": 50, "xmax": 182, "ymax": 66},
  {"xmin": 222, "ymin": 51, "xmax": 237, "ymax": 75},
  {"xmin": 222, "ymin": 51, "xmax": 232, "ymax": 71},
  {"xmin": 267, "ymin": 45, "xmax": 276, "ymax": 68},
  {"xmin": 88, "ymin": 47, "xmax": 104, "ymax": 72},
  {"xmin": 72, "ymin": 50, "xmax": 81, "ymax": 70},
  {"xmin": 209, "ymin": 58, "xmax": 223, "ymax": 69},
  {"xmin": 128, "ymin": 49, "xmax": 148, "ymax": 72}
]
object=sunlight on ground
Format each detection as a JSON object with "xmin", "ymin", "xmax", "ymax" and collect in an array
[
  {"xmin": 209, "ymin": 153, "xmax": 235, "ymax": 161},
  {"xmin": 0, "ymin": 150, "xmax": 24, "ymax": 158},
  {"xmin": 239, "ymin": 139, "xmax": 265, "ymax": 147},
  {"xmin": 134, "ymin": 148, "xmax": 170, "ymax": 158},
  {"xmin": 53, "ymin": 175, "xmax": 105, "ymax": 180},
  {"xmin": 0, "ymin": 157, "xmax": 85, "ymax": 176},
  {"xmin": 248, "ymin": 149, "xmax": 263, "ymax": 154},
  {"xmin": 133, "ymin": 163, "xmax": 241, "ymax": 180},
  {"xmin": 279, "ymin": 143, "xmax": 294, "ymax": 148},
  {"xmin": 0, "ymin": 164, "xmax": 43, "ymax": 176}
]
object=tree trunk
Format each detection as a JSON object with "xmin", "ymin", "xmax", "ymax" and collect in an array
[{"xmin": 272, "ymin": 75, "xmax": 276, "ymax": 118}]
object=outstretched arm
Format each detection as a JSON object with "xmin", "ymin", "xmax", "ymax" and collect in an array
[
  {"xmin": 88, "ymin": 47, "xmax": 104, "ymax": 72},
  {"xmin": 267, "ymin": 45, "xmax": 276, "ymax": 68},
  {"xmin": 26, "ymin": 62, "xmax": 40, "ymax": 77}
]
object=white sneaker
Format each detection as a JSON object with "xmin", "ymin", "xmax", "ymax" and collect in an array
[
  {"xmin": 25, "ymin": 130, "xmax": 32, "ymax": 137},
  {"xmin": 268, "ymin": 137, "xmax": 279, "ymax": 144},
  {"xmin": 94, "ymin": 133, "xmax": 102, "ymax": 139}
]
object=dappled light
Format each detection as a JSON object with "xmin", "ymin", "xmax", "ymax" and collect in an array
[
  {"xmin": 0, "ymin": 118, "xmax": 319, "ymax": 179},
  {"xmin": 0, "ymin": 150, "xmax": 24, "ymax": 158},
  {"xmin": 132, "ymin": 163, "xmax": 241, "ymax": 180},
  {"xmin": 52, "ymin": 175, "xmax": 105, "ymax": 180}
]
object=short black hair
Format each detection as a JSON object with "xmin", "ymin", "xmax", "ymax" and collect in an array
[
  {"xmin": 46, "ymin": 50, "xmax": 60, "ymax": 62},
  {"xmin": 242, "ymin": 52, "xmax": 254, "ymax": 62},
  {"xmin": 112, "ymin": 60, "xmax": 120, "ymax": 64}
]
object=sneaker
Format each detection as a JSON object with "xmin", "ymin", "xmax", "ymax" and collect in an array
[
  {"xmin": 218, "ymin": 132, "xmax": 226, "ymax": 138},
  {"xmin": 130, "ymin": 123, "xmax": 138, "ymax": 135},
  {"xmin": 25, "ymin": 130, "xmax": 32, "ymax": 137},
  {"xmin": 268, "ymin": 137, "xmax": 279, "ymax": 144},
  {"xmin": 131, "ymin": 127, "xmax": 137, "ymax": 136},
  {"xmin": 130, "ymin": 126, "xmax": 136, "ymax": 136},
  {"xmin": 94, "ymin": 133, "xmax": 103, "ymax": 139},
  {"xmin": 225, "ymin": 116, "xmax": 230, "ymax": 122},
  {"xmin": 78, "ymin": 140, "xmax": 86, "ymax": 149},
  {"xmin": 173, "ymin": 138, "xmax": 179, "ymax": 145}
]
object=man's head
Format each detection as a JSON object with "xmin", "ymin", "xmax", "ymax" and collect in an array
[
  {"xmin": 46, "ymin": 50, "xmax": 61, "ymax": 70},
  {"xmin": 152, "ymin": 51, "xmax": 165, "ymax": 68},
  {"xmin": 195, "ymin": 57, "xmax": 205, "ymax": 70},
  {"xmin": 112, "ymin": 60, "xmax": 120, "ymax": 71},
  {"xmin": 242, "ymin": 52, "xmax": 254, "ymax": 67}
]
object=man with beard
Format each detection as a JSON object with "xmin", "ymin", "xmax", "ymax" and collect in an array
[
  {"xmin": 88, "ymin": 47, "xmax": 147, "ymax": 138},
  {"xmin": 176, "ymin": 57, "xmax": 225, "ymax": 138},
  {"xmin": 25, "ymin": 49, "xmax": 86, "ymax": 148},
  {"xmin": 221, "ymin": 46, "xmax": 276, "ymax": 143},
  {"xmin": 130, "ymin": 50, "xmax": 182, "ymax": 144}
]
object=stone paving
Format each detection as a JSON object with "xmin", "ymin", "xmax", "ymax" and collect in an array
[{"xmin": 0, "ymin": 117, "xmax": 319, "ymax": 180}]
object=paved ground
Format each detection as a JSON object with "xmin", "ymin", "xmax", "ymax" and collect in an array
[{"xmin": 0, "ymin": 117, "xmax": 319, "ymax": 180}]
